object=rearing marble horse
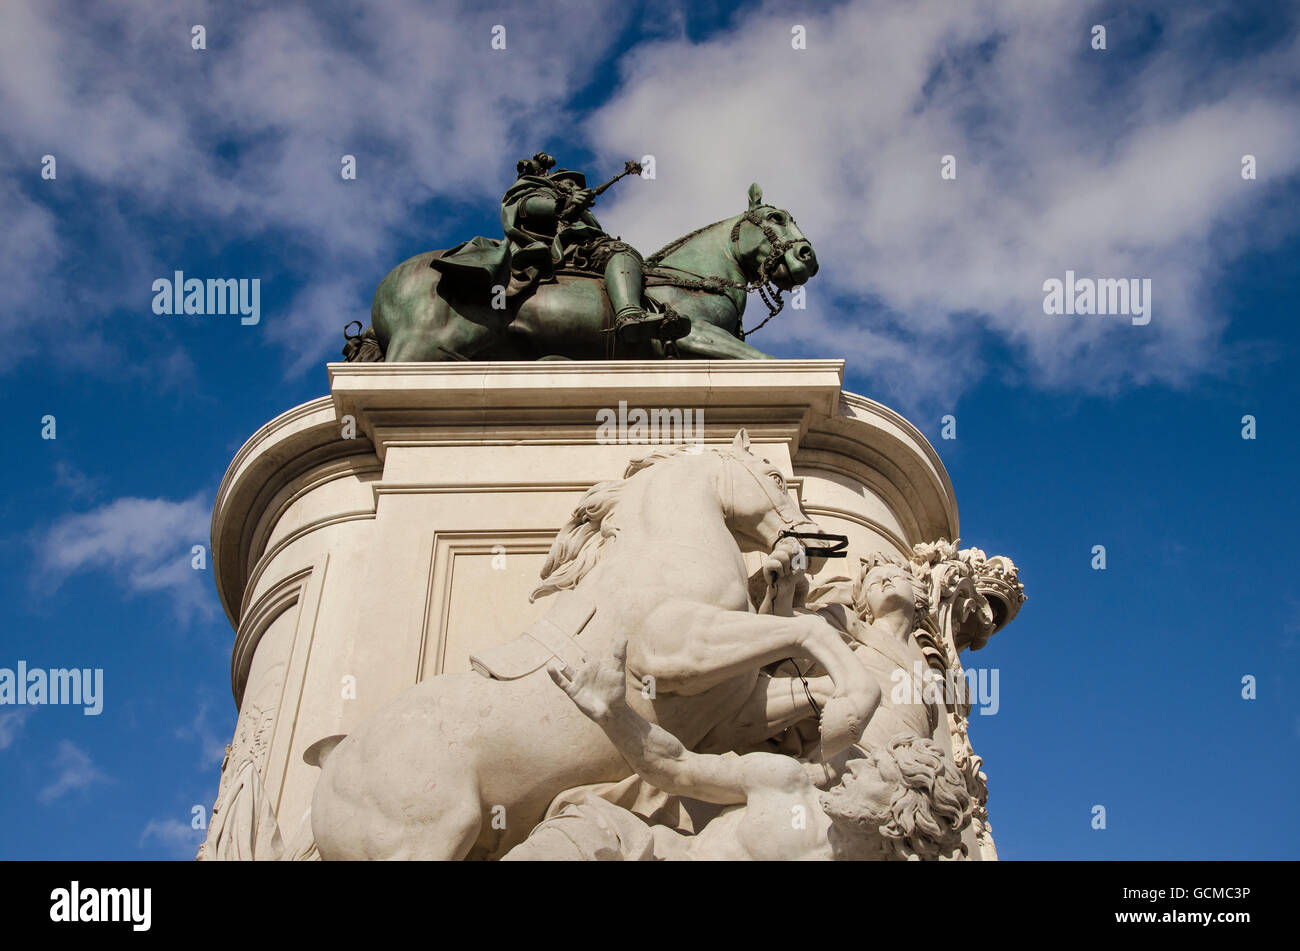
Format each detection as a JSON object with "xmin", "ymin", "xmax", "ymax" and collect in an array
[
  {"xmin": 308, "ymin": 431, "xmax": 878, "ymax": 859},
  {"xmin": 365, "ymin": 183, "xmax": 817, "ymax": 361}
]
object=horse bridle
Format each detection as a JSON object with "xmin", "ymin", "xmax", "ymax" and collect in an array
[
  {"xmin": 727, "ymin": 206, "xmax": 803, "ymax": 336},
  {"xmin": 776, "ymin": 529, "xmax": 848, "ymax": 559},
  {"xmin": 719, "ymin": 451, "xmax": 849, "ymax": 559},
  {"xmin": 718, "ymin": 450, "xmax": 847, "ymax": 723},
  {"xmin": 643, "ymin": 205, "xmax": 807, "ymax": 339}
]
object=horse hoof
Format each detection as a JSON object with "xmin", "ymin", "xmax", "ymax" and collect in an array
[{"xmin": 819, "ymin": 697, "xmax": 867, "ymax": 757}]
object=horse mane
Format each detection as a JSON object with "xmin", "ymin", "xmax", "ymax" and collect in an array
[
  {"xmin": 644, "ymin": 216, "xmax": 735, "ymax": 266},
  {"xmin": 646, "ymin": 200, "xmax": 784, "ymax": 267},
  {"xmin": 530, "ymin": 445, "xmax": 703, "ymax": 601}
]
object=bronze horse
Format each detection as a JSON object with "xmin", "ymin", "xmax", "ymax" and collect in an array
[{"xmin": 361, "ymin": 184, "xmax": 817, "ymax": 361}]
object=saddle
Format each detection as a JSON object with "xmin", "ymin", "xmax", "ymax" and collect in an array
[{"xmin": 469, "ymin": 592, "xmax": 597, "ymax": 681}]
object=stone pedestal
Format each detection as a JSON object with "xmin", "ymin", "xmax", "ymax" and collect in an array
[{"xmin": 209, "ymin": 360, "xmax": 962, "ymax": 850}]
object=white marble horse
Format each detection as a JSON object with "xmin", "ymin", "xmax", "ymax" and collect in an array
[{"xmin": 308, "ymin": 431, "xmax": 877, "ymax": 859}]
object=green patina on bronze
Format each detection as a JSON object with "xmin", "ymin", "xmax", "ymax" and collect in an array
[{"xmin": 343, "ymin": 153, "xmax": 819, "ymax": 362}]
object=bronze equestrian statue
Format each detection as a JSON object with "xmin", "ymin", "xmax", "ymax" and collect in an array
[{"xmin": 343, "ymin": 155, "xmax": 819, "ymax": 362}]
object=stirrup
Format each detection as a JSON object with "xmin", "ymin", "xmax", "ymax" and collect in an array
[
  {"xmin": 611, "ymin": 306, "xmax": 689, "ymax": 344},
  {"xmin": 611, "ymin": 307, "xmax": 656, "ymax": 343}
]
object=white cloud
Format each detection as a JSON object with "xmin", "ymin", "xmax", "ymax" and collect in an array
[
  {"xmin": 4, "ymin": 1, "xmax": 1295, "ymax": 408},
  {"xmin": 37, "ymin": 494, "xmax": 216, "ymax": 623},
  {"xmin": 0, "ymin": 181, "xmax": 59, "ymax": 336},
  {"xmin": 39, "ymin": 740, "xmax": 107, "ymax": 802},
  {"xmin": 586, "ymin": 0, "xmax": 1300, "ymax": 410},
  {"xmin": 0, "ymin": 0, "xmax": 632, "ymax": 371}
]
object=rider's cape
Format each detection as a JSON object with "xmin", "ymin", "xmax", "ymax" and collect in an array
[{"xmin": 430, "ymin": 170, "xmax": 606, "ymax": 300}]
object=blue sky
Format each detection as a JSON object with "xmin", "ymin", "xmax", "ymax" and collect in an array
[{"xmin": 1, "ymin": 0, "xmax": 1296, "ymax": 859}]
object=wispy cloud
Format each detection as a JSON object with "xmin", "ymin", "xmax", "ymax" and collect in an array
[
  {"xmin": 0, "ymin": 708, "xmax": 34, "ymax": 751},
  {"xmin": 175, "ymin": 701, "xmax": 231, "ymax": 770},
  {"xmin": 587, "ymin": 0, "xmax": 1300, "ymax": 410},
  {"xmin": 39, "ymin": 740, "xmax": 107, "ymax": 802},
  {"xmin": 3, "ymin": 0, "xmax": 1295, "ymax": 409},
  {"xmin": 36, "ymin": 493, "xmax": 216, "ymax": 623},
  {"xmin": 0, "ymin": 0, "xmax": 633, "ymax": 374},
  {"xmin": 139, "ymin": 817, "xmax": 204, "ymax": 858},
  {"xmin": 52, "ymin": 462, "xmax": 104, "ymax": 502}
]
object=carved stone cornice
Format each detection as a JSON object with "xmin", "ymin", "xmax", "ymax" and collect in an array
[{"xmin": 213, "ymin": 362, "xmax": 961, "ymax": 635}]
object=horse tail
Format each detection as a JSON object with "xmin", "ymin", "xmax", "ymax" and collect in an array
[{"xmin": 303, "ymin": 734, "xmax": 348, "ymax": 770}]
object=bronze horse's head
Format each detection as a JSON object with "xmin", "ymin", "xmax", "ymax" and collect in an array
[{"xmin": 734, "ymin": 183, "xmax": 818, "ymax": 292}]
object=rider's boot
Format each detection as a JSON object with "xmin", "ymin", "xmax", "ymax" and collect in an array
[{"xmin": 604, "ymin": 250, "xmax": 689, "ymax": 344}]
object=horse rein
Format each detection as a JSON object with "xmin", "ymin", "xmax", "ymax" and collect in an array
[
  {"xmin": 728, "ymin": 207, "xmax": 800, "ymax": 337},
  {"xmin": 717, "ymin": 450, "xmax": 849, "ymax": 725},
  {"xmin": 776, "ymin": 529, "xmax": 849, "ymax": 559},
  {"xmin": 717, "ymin": 451, "xmax": 850, "ymax": 557},
  {"xmin": 643, "ymin": 206, "xmax": 805, "ymax": 339}
]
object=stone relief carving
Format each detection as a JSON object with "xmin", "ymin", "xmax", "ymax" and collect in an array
[
  {"xmin": 198, "ymin": 669, "xmax": 289, "ymax": 860},
  {"xmin": 834, "ymin": 540, "xmax": 1025, "ymax": 860}
]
